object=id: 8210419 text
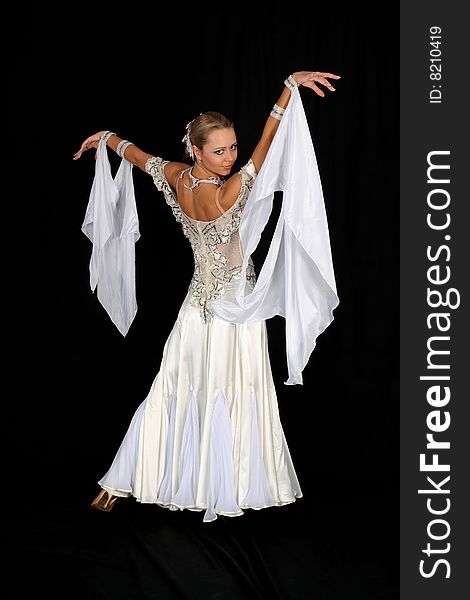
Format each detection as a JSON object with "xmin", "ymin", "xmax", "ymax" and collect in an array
[{"xmin": 429, "ymin": 26, "xmax": 443, "ymax": 104}]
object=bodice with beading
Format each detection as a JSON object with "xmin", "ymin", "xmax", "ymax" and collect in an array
[{"xmin": 145, "ymin": 157, "xmax": 258, "ymax": 322}]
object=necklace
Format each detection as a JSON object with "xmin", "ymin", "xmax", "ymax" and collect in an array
[{"xmin": 183, "ymin": 165, "xmax": 224, "ymax": 191}]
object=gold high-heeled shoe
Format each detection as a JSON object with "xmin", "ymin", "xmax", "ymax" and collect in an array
[{"xmin": 91, "ymin": 488, "xmax": 117, "ymax": 512}]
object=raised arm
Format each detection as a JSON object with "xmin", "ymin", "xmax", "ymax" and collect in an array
[
  {"xmin": 250, "ymin": 71, "xmax": 341, "ymax": 173},
  {"xmin": 73, "ymin": 131, "xmax": 154, "ymax": 171}
]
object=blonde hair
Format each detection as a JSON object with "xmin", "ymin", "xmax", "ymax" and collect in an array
[{"xmin": 183, "ymin": 111, "xmax": 234, "ymax": 159}]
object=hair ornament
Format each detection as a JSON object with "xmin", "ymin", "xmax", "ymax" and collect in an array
[{"xmin": 182, "ymin": 113, "xmax": 203, "ymax": 161}]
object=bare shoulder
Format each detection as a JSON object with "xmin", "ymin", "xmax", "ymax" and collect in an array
[
  {"xmin": 163, "ymin": 161, "xmax": 191, "ymax": 189},
  {"xmin": 218, "ymin": 172, "xmax": 244, "ymax": 211}
]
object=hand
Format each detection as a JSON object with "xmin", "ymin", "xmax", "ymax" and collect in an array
[
  {"xmin": 292, "ymin": 71, "xmax": 341, "ymax": 97},
  {"xmin": 73, "ymin": 131, "xmax": 106, "ymax": 160}
]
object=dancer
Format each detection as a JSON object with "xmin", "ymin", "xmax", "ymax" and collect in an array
[{"xmin": 74, "ymin": 70, "xmax": 340, "ymax": 522}]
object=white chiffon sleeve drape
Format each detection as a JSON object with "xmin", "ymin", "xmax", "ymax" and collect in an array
[
  {"xmin": 211, "ymin": 86, "xmax": 339, "ymax": 385},
  {"xmin": 81, "ymin": 140, "xmax": 140, "ymax": 336}
]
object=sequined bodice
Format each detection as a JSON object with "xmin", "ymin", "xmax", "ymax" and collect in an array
[{"xmin": 145, "ymin": 156, "xmax": 257, "ymax": 322}]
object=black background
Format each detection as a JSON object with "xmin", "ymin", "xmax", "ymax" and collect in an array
[{"xmin": 8, "ymin": 2, "xmax": 399, "ymax": 598}]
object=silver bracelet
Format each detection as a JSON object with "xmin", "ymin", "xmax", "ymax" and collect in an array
[
  {"xmin": 284, "ymin": 74, "xmax": 299, "ymax": 91},
  {"xmin": 117, "ymin": 140, "xmax": 134, "ymax": 158},
  {"xmin": 101, "ymin": 131, "xmax": 116, "ymax": 144},
  {"xmin": 270, "ymin": 103, "xmax": 285, "ymax": 121}
]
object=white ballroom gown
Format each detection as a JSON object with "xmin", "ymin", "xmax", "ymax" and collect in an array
[{"xmin": 97, "ymin": 156, "xmax": 303, "ymax": 523}]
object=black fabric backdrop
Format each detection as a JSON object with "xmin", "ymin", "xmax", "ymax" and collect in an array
[{"xmin": 7, "ymin": 2, "xmax": 399, "ymax": 598}]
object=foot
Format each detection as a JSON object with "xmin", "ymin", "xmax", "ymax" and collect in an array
[{"xmin": 91, "ymin": 489, "xmax": 117, "ymax": 512}]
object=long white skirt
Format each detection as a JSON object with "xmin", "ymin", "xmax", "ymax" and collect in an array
[{"xmin": 98, "ymin": 290, "xmax": 303, "ymax": 523}]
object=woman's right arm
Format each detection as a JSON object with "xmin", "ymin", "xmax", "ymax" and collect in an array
[
  {"xmin": 250, "ymin": 71, "xmax": 340, "ymax": 173},
  {"xmin": 73, "ymin": 131, "xmax": 153, "ymax": 172}
]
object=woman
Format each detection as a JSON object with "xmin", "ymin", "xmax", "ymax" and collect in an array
[{"xmin": 74, "ymin": 70, "xmax": 340, "ymax": 523}]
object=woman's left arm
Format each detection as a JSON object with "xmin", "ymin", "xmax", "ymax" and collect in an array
[{"xmin": 250, "ymin": 70, "xmax": 341, "ymax": 173}]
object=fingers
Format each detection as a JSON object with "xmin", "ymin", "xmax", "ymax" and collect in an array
[
  {"xmin": 320, "ymin": 73, "xmax": 340, "ymax": 93},
  {"xmin": 73, "ymin": 140, "xmax": 93, "ymax": 160},
  {"xmin": 319, "ymin": 72, "xmax": 341, "ymax": 79},
  {"xmin": 318, "ymin": 76, "xmax": 336, "ymax": 92},
  {"xmin": 302, "ymin": 80, "xmax": 328, "ymax": 97},
  {"xmin": 313, "ymin": 83, "xmax": 327, "ymax": 97},
  {"xmin": 73, "ymin": 147, "xmax": 85, "ymax": 160},
  {"xmin": 303, "ymin": 71, "xmax": 341, "ymax": 97}
]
